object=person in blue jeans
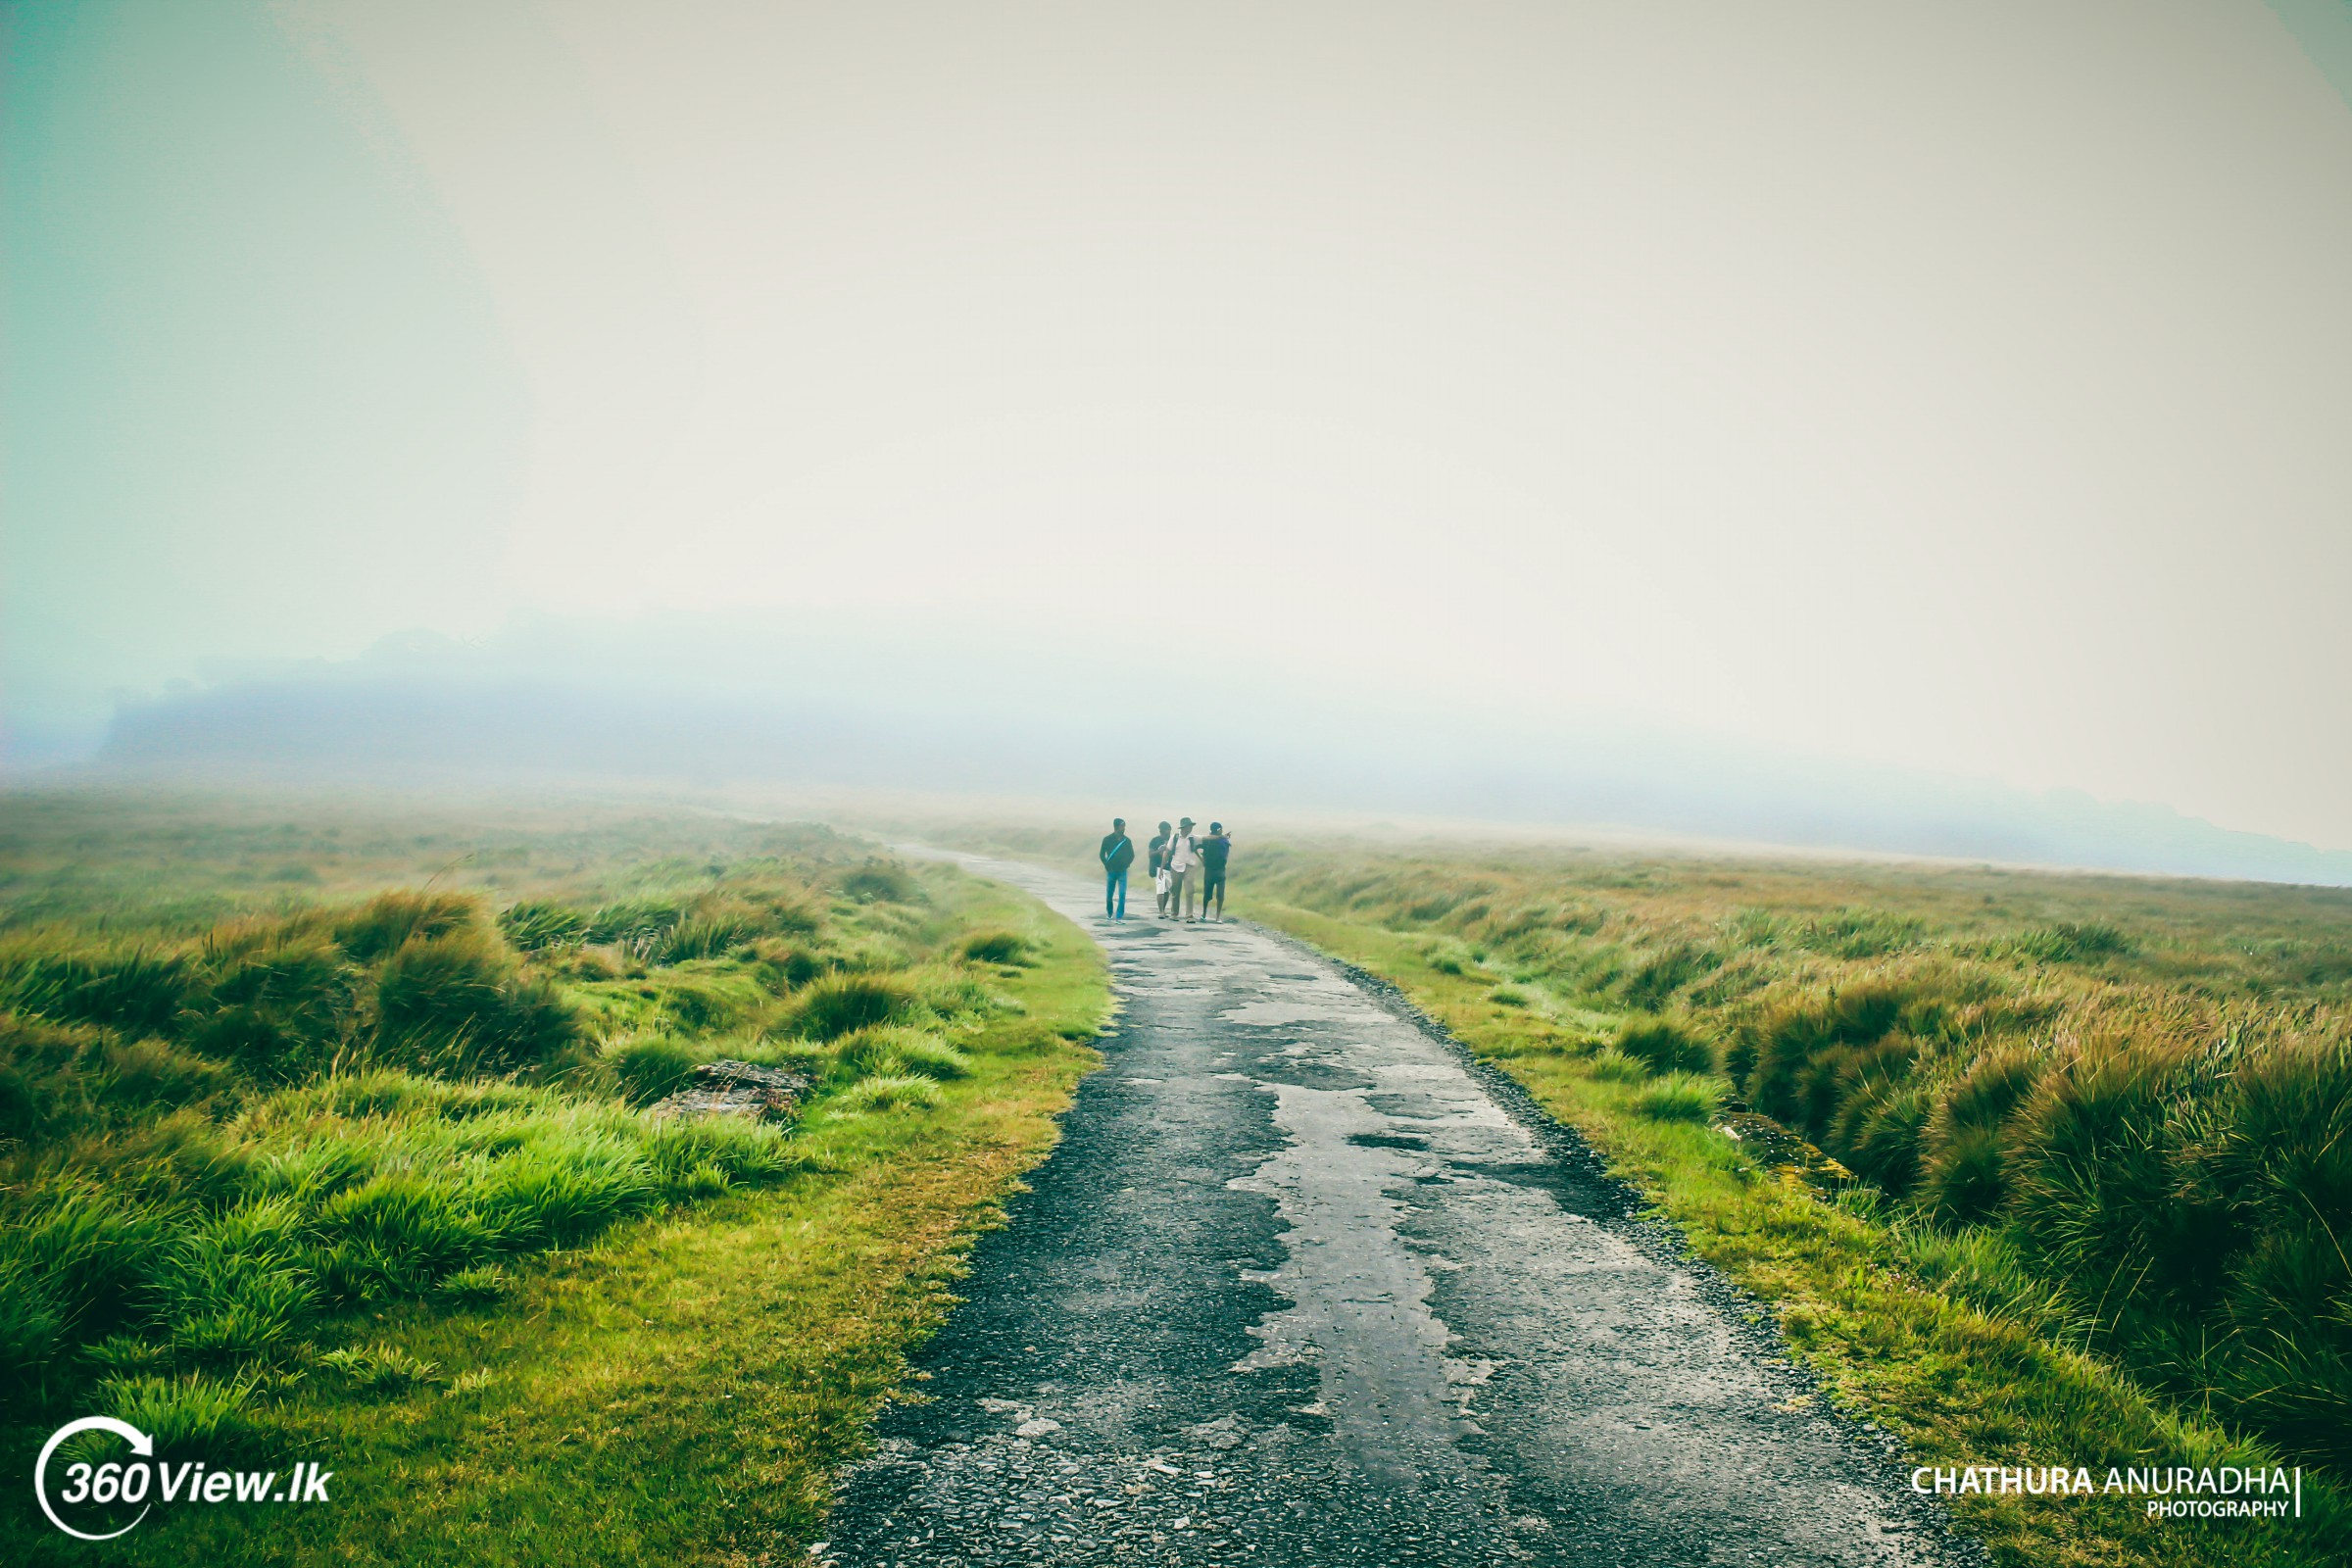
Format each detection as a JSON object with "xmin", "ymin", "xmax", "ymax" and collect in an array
[{"xmin": 1098, "ymin": 818, "xmax": 1136, "ymax": 919}]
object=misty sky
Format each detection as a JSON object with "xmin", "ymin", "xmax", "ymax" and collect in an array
[{"xmin": 7, "ymin": 2, "xmax": 2352, "ymax": 850}]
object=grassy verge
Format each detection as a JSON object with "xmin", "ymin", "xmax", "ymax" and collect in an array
[
  {"xmin": 0, "ymin": 793, "xmax": 1112, "ymax": 1565},
  {"xmin": 1241, "ymin": 892, "xmax": 2344, "ymax": 1568}
]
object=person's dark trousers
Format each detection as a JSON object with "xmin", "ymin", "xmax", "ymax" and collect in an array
[{"xmin": 1104, "ymin": 868, "xmax": 1128, "ymax": 918}]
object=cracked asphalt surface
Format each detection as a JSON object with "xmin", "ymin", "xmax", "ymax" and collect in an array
[{"xmin": 818, "ymin": 854, "xmax": 1978, "ymax": 1567}]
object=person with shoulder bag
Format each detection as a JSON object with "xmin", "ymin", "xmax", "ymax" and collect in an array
[
  {"xmin": 1098, "ymin": 817, "xmax": 1135, "ymax": 920},
  {"xmin": 1164, "ymin": 817, "xmax": 1200, "ymax": 921},
  {"xmin": 1149, "ymin": 820, "xmax": 1173, "ymax": 916}
]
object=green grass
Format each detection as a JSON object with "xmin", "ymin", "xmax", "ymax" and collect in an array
[
  {"xmin": 0, "ymin": 789, "xmax": 1111, "ymax": 1563},
  {"xmin": 1221, "ymin": 843, "xmax": 2352, "ymax": 1465},
  {"xmin": 1632, "ymin": 1070, "xmax": 1729, "ymax": 1121},
  {"xmin": 1229, "ymin": 851, "xmax": 2349, "ymax": 1568}
]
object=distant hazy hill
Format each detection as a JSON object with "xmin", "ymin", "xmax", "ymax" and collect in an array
[{"xmin": 83, "ymin": 622, "xmax": 2352, "ymax": 888}]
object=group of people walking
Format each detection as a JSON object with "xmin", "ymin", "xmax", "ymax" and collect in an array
[{"xmin": 1096, "ymin": 817, "xmax": 1232, "ymax": 922}]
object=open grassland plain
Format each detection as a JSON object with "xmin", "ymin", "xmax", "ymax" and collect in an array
[
  {"xmin": 907, "ymin": 818, "xmax": 2348, "ymax": 1568},
  {"xmin": 1225, "ymin": 840, "xmax": 2350, "ymax": 1568},
  {"xmin": 0, "ymin": 788, "xmax": 1110, "ymax": 1565}
]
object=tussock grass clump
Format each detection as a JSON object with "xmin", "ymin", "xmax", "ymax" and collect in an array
[
  {"xmin": 732, "ymin": 884, "xmax": 823, "ymax": 936},
  {"xmin": 660, "ymin": 911, "xmax": 761, "ymax": 964},
  {"xmin": 830, "ymin": 936, "xmax": 921, "ymax": 974},
  {"xmin": 2201, "ymin": 1044, "xmax": 2352, "ymax": 1457},
  {"xmin": 435, "ymin": 1263, "xmax": 513, "ymax": 1305},
  {"xmin": 790, "ymin": 974, "xmax": 920, "ymax": 1041},
  {"xmin": 1915, "ymin": 1044, "xmax": 2043, "ymax": 1222},
  {"xmin": 103, "ymin": 1037, "xmax": 238, "ymax": 1106},
  {"xmin": 831, "ymin": 1025, "xmax": 971, "ymax": 1084},
  {"xmin": 318, "ymin": 1343, "xmax": 440, "ymax": 1395},
  {"xmin": 581, "ymin": 898, "xmax": 686, "ymax": 948},
  {"xmin": 476, "ymin": 1147, "xmax": 663, "ymax": 1250},
  {"xmin": 1792, "ymin": 908, "xmax": 1927, "ymax": 960},
  {"xmin": 908, "ymin": 964, "xmax": 1015, "ymax": 1021},
  {"xmin": 0, "ymin": 944, "xmax": 198, "ymax": 1035},
  {"xmin": 1424, "ymin": 940, "xmax": 1482, "ymax": 977},
  {"xmin": 1832, "ymin": 1077, "xmax": 1939, "ymax": 1195},
  {"xmin": 262, "ymin": 1069, "xmax": 540, "ymax": 1125},
  {"xmin": 2006, "ymin": 1035, "xmax": 2226, "ymax": 1309},
  {"xmin": 1936, "ymin": 1042, "xmax": 2044, "ymax": 1134},
  {"xmin": 0, "ymin": 1256, "xmax": 63, "ymax": 1389},
  {"xmin": 160, "ymin": 1203, "xmax": 320, "ymax": 1361},
  {"xmin": 751, "ymin": 941, "xmax": 824, "ymax": 989},
  {"xmin": 10, "ymin": 1186, "xmax": 172, "ymax": 1349},
  {"xmin": 499, "ymin": 900, "xmax": 589, "ymax": 952},
  {"xmin": 959, "ymin": 928, "xmax": 1034, "ymax": 965},
  {"xmin": 373, "ymin": 928, "xmax": 580, "ymax": 1076},
  {"xmin": 334, "ymin": 891, "xmax": 477, "ymax": 964},
  {"xmin": 1916, "ymin": 1123, "xmax": 2005, "ymax": 1223},
  {"xmin": 1995, "ymin": 1028, "xmax": 2352, "ymax": 1466},
  {"xmin": 604, "ymin": 1034, "xmax": 702, "ymax": 1105},
  {"xmin": 0, "ymin": 1013, "xmax": 100, "ymax": 1144},
  {"xmin": 2001, "ymin": 921, "xmax": 2134, "ymax": 964},
  {"xmin": 1614, "ymin": 1014, "xmax": 1712, "ymax": 1075},
  {"xmin": 839, "ymin": 862, "xmax": 921, "ymax": 904},
  {"xmin": 188, "ymin": 934, "xmax": 355, "ymax": 1078},
  {"xmin": 1635, "ymin": 1072, "xmax": 1729, "ymax": 1122},
  {"xmin": 640, "ymin": 1114, "xmax": 808, "ymax": 1187},
  {"xmin": 316, "ymin": 1176, "xmax": 496, "ymax": 1294},
  {"xmin": 82, "ymin": 1333, "xmax": 172, "ymax": 1376},
  {"xmin": 1585, "ymin": 1049, "xmax": 1649, "ymax": 1083},
  {"xmin": 2, "ymin": 1015, "xmax": 238, "ymax": 1147},
  {"xmin": 1616, "ymin": 942, "xmax": 1723, "ymax": 1009},
  {"xmin": 1735, "ymin": 981, "xmax": 1921, "ymax": 1162},
  {"xmin": 652, "ymin": 971, "xmax": 764, "ymax": 1033},
  {"xmin": 98, "ymin": 1370, "xmax": 260, "ymax": 1454}
]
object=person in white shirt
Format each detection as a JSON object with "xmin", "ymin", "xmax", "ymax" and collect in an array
[{"xmin": 1163, "ymin": 817, "xmax": 1200, "ymax": 921}]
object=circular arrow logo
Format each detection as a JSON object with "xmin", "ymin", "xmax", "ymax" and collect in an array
[{"xmin": 34, "ymin": 1416, "xmax": 155, "ymax": 1541}]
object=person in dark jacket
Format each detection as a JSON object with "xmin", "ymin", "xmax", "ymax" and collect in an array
[
  {"xmin": 1148, "ymin": 821, "xmax": 1173, "ymax": 916},
  {"xmin": 1099, "ymin": 818, "xmax": 1136, "ymax": 920},
  {"xmin": 1199, "ymin": 822, "xmax": 1234, "ymax": 921}
]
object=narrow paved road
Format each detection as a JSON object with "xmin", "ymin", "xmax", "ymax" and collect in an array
[{"xmin": 820, "ymin": 854, "xmax": 1975, "ymax": 1567}]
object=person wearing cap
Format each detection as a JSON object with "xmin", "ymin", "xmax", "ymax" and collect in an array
[
  {"xmin": 1198, "ymin": 822, "xmax": 1234, "ymax": 921},
  {"xmin": 1098, "ymin": 817, "xmax": 1136, "ymax": 920},
  {"xmin": 1164, "ymin": 817, "xmax": 1200, "ymax": 920}
]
